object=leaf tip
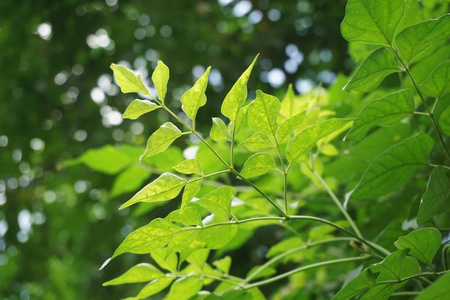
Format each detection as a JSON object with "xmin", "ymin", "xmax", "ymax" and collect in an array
[{"xmin": 99, "ymin": 257, "xmax": 112, "ymax": 271}]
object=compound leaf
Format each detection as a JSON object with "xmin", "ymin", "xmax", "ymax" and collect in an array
[
  {"xmin": 240, "ymin": 153, "xmax": 275, "ymax": 178},
  {"xmin": 394, "ymin": 228, "xmax": 442, "ymax": 266},
  {"xmin": 111, "ymin": 64, "xmax": 149, "ymax": 95},
  {"xmin": 346, "ymin": 89, "xmax": 414, "ymax": 141},
  {"xmin": 344, "ymin": 48, "xmax": 400, "ymax": 92},
  {"xmin": 341, "ymin": 0, "xmax": 405, "ymax": 46},
  {"xmin": 141, "ymin": 122, "xmax": 183, "ymax": 160},
  {"xmin": 120, "ymin": 172, "xmax": 187, "ymax": 209},
  {"xmin": 152, "ymin": 61, "xmax": 170, "ymax": 102},
  {"xmin": 123, "ymin": 99, "xmax": 160, "ymax": 119},
  {"xmin": 181, "ymin": 67, "xmax": 211, "ymax": 120}
]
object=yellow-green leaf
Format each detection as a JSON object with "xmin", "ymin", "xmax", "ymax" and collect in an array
[
  {"xmin": 152, "ymin": 61, "xmax": 170, "ymax": 102},
  {"xmin": 181, "ymin": 180, "xmax": 203, "ymax": 210},
  {"xmin": 141, "ymin": 122, "xmax": 183, "ymax": 160},
  {"xmin": 276, "ymin": 110, "xmax": 307, "ymax": 143},
  {"xmin": 123, "ymin": 99, "xmax": 160, "ymax": 119},
  {"xmin": 196, "ymin": 186, "xmax": 236, "ymax": 220},
  {"xmin": 248, "ymin": 90, "xmax": 280, "ymax": 137},
  {"xmin": 173, "ymin": 159, "xmax": 203, "ymax": 175},
  {"xmin": 240, "ymin": 153, "xmax": 275, "ymax": 178},
  {"xmin": 103, "ymin": 263, "xmax": 164, "ymax": 286},
  {"xmin": 165, "ymin": 277, "xmax": 203, "ymax": 300},
  {"xmin": 240, "ymin": 133, "xmax": 276, "ymax": 152},
  {"xmin": 111, "ymin": 63, "xmax": 149, "ymax": 94},
  {"xmin": 210, "ymin": 117, "xmax": 231, "ymax": 142},
  {"xmin": 136, "ymin": 277, "xmax": 174, "ymax": 299},
  {"xmin": 181, "ymin": 67, "xmax": 211, "ymax": 120}
]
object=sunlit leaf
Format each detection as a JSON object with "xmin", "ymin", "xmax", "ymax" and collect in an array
[
  {"xmin": 123, "ymin": 99, "xmax": 160, "ymax": 119},
  {"xmin": 165, "ymin": 277, "xmax": 203, "ymax": 300},
  {"xmin": 276, "ymin": 111, "xmax": 307, "ymax": 143},
  {"xmin": 341, "ymin": 0, "xmax": 405, "ymax": 46},
  {"xmin": 394, "ymin": 228, "xmax": 442, "ymax": 266},
  {"xmin": 240, "ymin": 153, "xmax": 275, "ymax": 178},
  {"xmin": 348, "ymin": 133, "xmax": 433, "ymax": 200},
  {"xmin": 346, "ymin": 89, "xmax": 414, "ymax": 141},
  {"xmin": 221, "ymin": 55, "xmax": 258, "ymax": 122},
  {"xmin": 416, "ymin": 272, "xmax": 450, "ymax": 300},
  {"xmin": 111, "ymin": 165, "xmax": 151, "ymax": 197},
  {"xmin": 136, "ymin": 277, "xmax": 174, "ymax": 299},
  {"xmin": 210, "ymin": 117, "xmax": 231, "ymax": 142},
  {"xmin": 166, "ymin": 207, "xmax": 203, "ymax": 227},
  {"xmin": 266, "ymin": 237, "xmax": 304, "ymax": 258},
  {"xmin": 103, "ymin": 263, "xmax": 164, "ymax": 286},
  {"xmin": 181, "ymin": 180, "xmax": 203, "ymax": 210},
  {"xmin": 173, "ymin": 159, "xmax": 203, "ymax": 175},
  {"xmin": 344, "ymin": 48, "xmax": 400, "ymax": 92},
  {"xmin": 417, "ymin": 167, "xmax": 450, "ymax": 224},
  {"xmin": 279, "ymin": 84, "xmax": 296, "ymax": 120},
  {"xmin": 420, "ymin": 60, "xmax": 450, "ymax": 98},
  {"xmin": 111, "ymin": 64, "xmax": 149, "ymax": 94},
  {"xmin": 141, "ymin": 122, "xmax": 183, "ymax": 160},
  {"xmin": 152, "ymin": 61, "xmax": 170, "ymax": 102},
  {"xmin": 248, "ymin": 90, "xmax": 280, "ymax": 137},
  {"xmin": 213, "ymin": 256, "xmax": 232, "ymax": 275},
  {"xmin": 151, "ymin": 248, "xmax": 178, "ymax": 273},
  {"xmin": 196, "ymin": 186, "xmax": 236, "ymax": 220},
  {"xmin": 286, "ymin": 119, "xmax": 349, "ymax": 163},
  {"xmin": 396, "ymin": 14, "xmax": 450, "ymax": 63},
  {"xmin": 120, "ymin": 172, "xmax": 187, "ymax": 209},
  {"xmin": 239, "ymin": 133, "xmax": 276, "ymax": 152},
  {"xmin": 112, "ymin": 219, "xmax": 181, "ymax": 258},
  {"xmin": 186, "ymin": 249, "xmax": 210, "ymax": 270},
  {"xmin": 181, "ymin": 67, "xmax": 211, "ymax": 120}
]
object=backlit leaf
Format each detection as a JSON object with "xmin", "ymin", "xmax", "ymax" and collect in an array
[
  {"xmin": 341, "ymin": 0, "xmax": 404, "ymax": 46},
  {"xmin": 286, "ymin": 119, "xmax": 349, "ymax": 163},
  {"xmin": 112, "ymin": 219, "xmax": 181, "ymax": 258},
  {"xmin": 173, "ymin": 159, "xmax": 203, "ymax": 175},
  {"xmin": 420, "ymin": 60, "xmax": 450, "ymax": 98},
  {"xmin": 213, "ymin": 256, "xmax": 232, "ymax": 275},
  {"xmin": 240, "ymin": 153, "xmax": 275, "ymax": 178},
  {"xmin": 196, "ymin": 186, "xmax": 236, "ymax": 220},
  {"xmin": 248, "ymin": 90, "xmax": 280, "ymax": 137},
  {"xmin": 166, "ymin": 207, "xmax": 203, "ymax": 227},
  {"xmin": 181, "ymin": 67, "xmax": 211, "ymax": 120},
  {"xmin": 111, "ymin": 64, "xmax": 149, "ymax": 94},
  {"xmin": 152, "ymin": 61, "xmax": 170, "ymax": 102},
  {"xmin": 417, "ymin": 167, "xmax": 450, "ymax": 224},
  {"xmin": 346, "ymin": 89, "xmax": 414, "ymax": 141},
  {"xmin": 151, "ymin": 248, "xmax": 178, "ymax": 273},
  {"xmin": 123, "ymin": 99, "xmax": 160, "ymax": 119},
  {"xmin": 136, "ymin": 277, "xmax": 174, "ymax": 299},
  {"xmin": 396, "ymin": 14, "xmax": 450, "ymax": 63},
  {"xmin": 120, "ymin": 172, "xmax": 187, "ymax": 209},
  {"xmin": 182, "ymin": 180, "xmax": 203, "ymax": 210},
  {"xmin": 103, "ymin": 263, "xmax": 164, "ymax": 286},
  {"xmin": 344, "ymin": 48, "xmax": 400, "ymax": 92},
  {"xmin": 111, "ymin": 165, "xmax": 151, "ymax": 197},
  {"xmin": 141, "ymin": 122, "xmax": 183, "ymax": 160},
  {"xmin": 210, "ymin": 117, "xmax": 231, "ymax": 142},
  {"xmin": 221, "ymin": 55, "xmax": 258, "ymax": 122},
  {"xmin": 276, "ymin": 111, "xmax": 307, "ymax": 143},
  {"xmin": 279, "ymin": 84, "xmax": 297, "ymax": 120},
  {"xmin": 165, "ymin": 277, "xmax": 203, "ymax": 300},
  {"xmin": 239, "ymin": 133, "xmax": 276, "ymax": 152},
  {"xmin": 348, "ymin": 133, "xmax": 433, "ymax": 200},
  {"xmin": 394, "ymin": 228, "xmax": 442, "ymax": 266}
]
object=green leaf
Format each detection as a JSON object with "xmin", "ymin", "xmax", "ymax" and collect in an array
[
  {"xmin": 151, "ymin": 248, "xmax": 178, "ymax": 273},
  {"xmin": 332, "ymin": 269, "xmax": 376, "ymax": 300},
  {"xmin": 248, "ymin": 90, "xmax": 280, "ymax": 137},
  {"xmin": 111, "ymin": 165, "xmax": 151, "ymax": 197},
  {"xmin": 344, "ymin": 48, "xmax": 400, "ymax": 92},
  {"xmin": 123, "ymin": 99, "xmax": 160, "ymax": 120},
  {"xmin": 196, "ymin": 186, "xmax": 236, "ymax": 220},
  {"xmin": 439, "ymin": 106, "xmax": 450, "ymax": 136},
  {"xmin": 136, "ymin": 277, "xmax": 174, "ymax": 299},
  {"xmin": 266, "ymin": 237, "xmax": 304, "ymax": 258},
  {"xmin": 286, "ymin": 119, "xmax": 350, "ymax": 163},
  {"xmin": 165, "ymin": 277, "xmax": 203, "ymax": 300},
  {"xmin": 181, "ymin": 67, "xmax": 211, "ymax": 120},
  {"xmin": 111, "ymin": 64, "xmax": 149, "ymax": 94},
  {"xmin": 246, "ymin": 266, "xmax": 276, "ymax": 281},
  {"xmin": 152, "ymin": 61, "xmax": 170, "ymax": 102},
  {"xmin": 210, "ymin": 117, "xmax": 231, "ymax": 142},
  {"xmin": 173, "ymin": 159, "xmax": 203, "ymax": 175},
  {"xmin": 369, "ymin": 249, "xmax": 420, "ymax": 281},
  {"xmin": 417, "ymin": 272, "xmax": 450, "ymax": 300},
  {"xmin": 418, "ymin": 167, "xmax": 450, "ymax": 224},
  {"xmin": 103, "ymin": 263, "xmax": 164, "ymax": 286},
  {"xmin": 276, "ymin": 111, "xmax": 307, "ymax": 143},
  {"xmin": 279, "ymin": 84, "xmax": 297, "ymax": 120},
  {"xmin": 62, "ymin": 145, "xmax": 132, "ymax": 174},
  {"xmin": 341, "ymin": 0, "xmax": 405, "ymax": 46},
  {"xmin": 221, "ymin": 55, "xmax": 258, "ymax": 122},
  {"xmin": 394, "ymin": 228, "xmax": 442, "ymax": 266},
  {"xmin": 186, "ymin": 249, "xmax": 210, "ymax": 270},
  {"xmin": 396, "ymin": 14, "xmax": 450, "ymax": 63},
  {"xmin": 112, "ymin": 219, "xmax": 181, "ymax": 258},
  {"xmin": 120, "ymin": 172, "xmax": 187, "ymax": 210},
  {"xmin": 420, "ymin": 60, "xmax": 450, "ymax": 98},
  {"xmin": 348, "ymin": 133, "xmax": 433, "ymax": 200},
  {"xmin": 346, "ymin": 89, "xmax": 414, "ymax": 141},
  {"xmin": 166, "ymin": 230, "xmax": 199, "ymax": 258},
  {"xmin": 239, "ymin": 133, "xmax": 276, "ymax": 152},
  {"xmin": 141, "ymin": 122, "xmax": 183, "ymax": 160},
  {"xmin": 166, "ymin": 207, "xmax": 203, "ymax": 227},
  {"xmin": 181, "ymin": 180, "xmax": 203, "ymax": 210},
  {"xmin": 213, "ymin": 256, "xmax": 232, "ymax": 275},
  {"xmin": 240, "ymin": 153, "xmax": 275, "ymax": 178}
]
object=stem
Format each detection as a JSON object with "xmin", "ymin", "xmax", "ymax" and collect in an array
[
  {"xmin": 391, "ymin": 292, "xmax": 421, "ymax": 297},
  {"xmin": 413, "ymin": 111, "xmax": 430, "ymax": 116},
  {"xmin": 245, "ymin": 237, "xmax": 354, "ymax": 282},
  {"xmin": 177, "ymin": 273, "xmax": 244, "ymax": 288},
  {"xmin": 390, "ymin": 46, "xmax": 450, "ymax": 160},
  {"xmin": 274, "ymin": 136, "xmax": 288, "ymax": 214},
  {"xmin": 188, "ymin": 170, "xmax": 229, "ymax": 183},
  {"xmin": 243, "ymin": 256, "xmax": 371, "ymax": 289},
  {"xmin": 306, "ymin": 164, "xmax": 363, "ymax": 239},
  {"xmin": 375, "ymin": 270, "xmax": 450, "ymax": 285},
  {"xmin": 443, "ymin": 244, "xmax": 450, "ymax": 270}
]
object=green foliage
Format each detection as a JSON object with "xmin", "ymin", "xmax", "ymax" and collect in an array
[{"xmin": 70, "ymin": 1, "xmax": 450, "ymax": 298}]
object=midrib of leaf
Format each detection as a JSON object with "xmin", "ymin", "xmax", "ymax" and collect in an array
[{"xmin": 360, "ymin": 0, "xmax": 392, "ymax": 46}]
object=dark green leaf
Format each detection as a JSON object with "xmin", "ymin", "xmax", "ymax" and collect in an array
[
  {"xmin": 439, "ymin": 106, "xmax": 450, "ymax": 136},
  {"xmin": 416, "ymin": 272, "xmax": 450, "ymax": 300},
  {"xmin": 394, "ymin": 228, "xmax": 442, "ymax": 266},
  {"xmin": 332, "ymin": 269, "xmax": 376, "ymax": 300},
  {"xmin": 420, "ymin": 60, "xmax": 450, "ymax": 98}
]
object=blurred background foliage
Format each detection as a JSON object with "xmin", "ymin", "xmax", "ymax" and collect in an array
[{"xmin": 2, "ymin": 0, "xmax": 445, "ymax": 299}]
